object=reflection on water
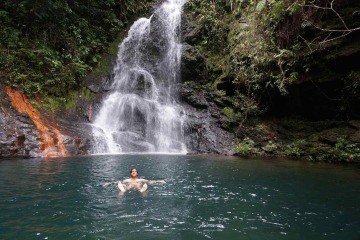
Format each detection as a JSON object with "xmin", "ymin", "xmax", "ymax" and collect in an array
[{"xmin": 0, "ymin": 155, "xmax": 359, "ymax": 240}]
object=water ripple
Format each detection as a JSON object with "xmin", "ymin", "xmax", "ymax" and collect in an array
[{"xmin": 0, "ymin": 155, "xmax": 359, "ymax": 239}]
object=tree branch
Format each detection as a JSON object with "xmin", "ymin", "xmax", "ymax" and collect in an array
[
  {"xmin": 298, "ymin": 0, "xmax": 360, "ymax": 46},
  {"xmin": 305, "ymin": 20, "xmax": 360, "ymax": 33}
]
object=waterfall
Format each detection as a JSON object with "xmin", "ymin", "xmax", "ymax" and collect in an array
[{"xmin": 91, "ymin": 0, "xmax": 187, "ymax": 154}]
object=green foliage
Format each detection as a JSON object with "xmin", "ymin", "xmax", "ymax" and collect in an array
[
  {"xmin": 283, "ymin": 139, "xmax": 305, "ymax": 157},
  {"xmin": 311, "ymin": 137, "xmax": 360, "ymax": 162},
  {"xmin": 228, "ymin": 0, "xmax": 304, "ymax": 96},
  {"xmin": 184, "ymin": 0, "xmax": 231, "ymax": 90},
  {"xmin": 185, "ymin": 0, "xmax": 306, "ymax": 116},
  {"xmin": 233, "ymin": 137, "xmax": 260, "ymax": 155},
  {"xmin": 41, "ymin": 86, "xmax": 94, "ymax": 112},
  {"xmin": 185, "ymin": 0, "xmax": 228, "ymax": 52},
  {"xmin": 0, "ymin": 0, "xmax": 153, "ymax": 98},
  {"xmin": 188, "ymin": 0, "xmax": 359, "ymax": 117},
  {"xmin": 42, "ymin": 96, "xmax": 65, "ymax": 113},
  {"xmin": 262, "ymin": 141, "xmax": 278, "ymax": 153},
  {"xmin": 332, "ymin": 138, "xmax": 360, "ymax": 162},
  {"xmin": 223, "ymin": 107, "xmax": 242, "ymax": 122}
]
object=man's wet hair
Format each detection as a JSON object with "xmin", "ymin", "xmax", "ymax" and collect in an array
[{"xmin": 130, "ymin": 168, "xmax": 138, "ymax": 174}]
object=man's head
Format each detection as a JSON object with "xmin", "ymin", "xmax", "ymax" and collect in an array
[{"xmin": 130, "ymin": 168, "xmax": 138, "ymax": 178}]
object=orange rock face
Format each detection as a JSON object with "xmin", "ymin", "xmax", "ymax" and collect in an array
[{"xmin": 6, "ymin": 87, "xmax": 68, "ymax": 158}]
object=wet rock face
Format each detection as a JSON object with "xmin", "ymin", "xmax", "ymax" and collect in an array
[
  {"xmin": 53, "ymin": 116, "xmax": 93, "ymax": 156},
  {"xmin": 179, "ymin": 9, "xmax": 236, "ymax": 155},
  {"xmin": 178, "ymin": 84, "xmax": 208, "ymax": 109},
  {"xmin": 183, "ymin": 108, "xmax": 235, "ymax": 155},
  {"xmin": 181, "ymin": 44, "xmax": 208, "ymax": 84},
  {"xmin": 178, "ymin": 84, "xmax": 235, "ymax": 155},
  {"xmin": 0, "ymin": 93, "xmax": 41, "ymax": 158},
  {"xmin": 0, "ymin": 85, "xmax": 92, "ymax": 158}
]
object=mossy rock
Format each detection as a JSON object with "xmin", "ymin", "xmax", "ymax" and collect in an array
[
  {"xmin": 317, "ymin": 128, "xmax": 356, "ymax": 146},
  {"xmin": 349, "ymin": 120, "xmax": 360, "ymax": 130}
]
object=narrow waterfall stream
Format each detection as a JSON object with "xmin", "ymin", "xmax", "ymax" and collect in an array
[{"xmin": 92, "ymin": 0, "xmax": 187, "ymax": 154}]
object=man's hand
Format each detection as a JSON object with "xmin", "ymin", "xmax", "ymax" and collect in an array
[{"xmin": 102, "ymin": 181, "xmax": 121, "ymax": 187}]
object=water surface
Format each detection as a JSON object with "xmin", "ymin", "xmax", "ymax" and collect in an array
[{"xmin": 0, "ymin": 155, "xmax": 359, "ymax": 239}]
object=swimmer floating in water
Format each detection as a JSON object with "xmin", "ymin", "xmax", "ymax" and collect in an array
[{"xmin": 103, "ymin": 168, "xmax": 166, "ymax": 192}]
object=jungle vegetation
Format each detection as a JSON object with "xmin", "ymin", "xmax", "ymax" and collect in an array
[
  {"xmin": 184, "ymin": 0, "xmax": 360, "ymax": 120},
  {"xmin": 0, "ymin": 0, "xmax": 153, "ymax": 99}
]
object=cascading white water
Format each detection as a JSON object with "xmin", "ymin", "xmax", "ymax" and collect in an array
[{"xmin": 91, "ymin": 0, "xmax": 187, "ymax": 154}]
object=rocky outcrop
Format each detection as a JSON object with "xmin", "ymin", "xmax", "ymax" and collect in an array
[
  {"xmin": 0, "ymin": 91, "xmax": 41, "ymax": 157},
  {"xmin": 179, "ymin": 10, "xmax": 237, "ymax": 155},
  {"xmin": 0, "ymin": 84, "xmax": 90, "ymax": 158},
  {"xmin": 179, "ymin": 84, "xmax": 235, "ymax": 155}
]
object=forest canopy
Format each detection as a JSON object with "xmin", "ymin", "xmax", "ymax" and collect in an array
[{"xmin": 0, "ymin": 0, "xmax": 152, "ymax": 97}]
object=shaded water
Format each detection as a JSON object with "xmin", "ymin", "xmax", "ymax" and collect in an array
[{"xmin": 0, "ymin": 155, "xmax": 359, "ymax": 239}]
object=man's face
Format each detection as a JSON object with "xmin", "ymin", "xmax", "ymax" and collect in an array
[{"xmin": 130, "ymin": 169, "xmax": 138, "ymax": 178}]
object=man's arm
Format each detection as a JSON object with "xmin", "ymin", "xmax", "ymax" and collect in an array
[
  {"xmin": 138, "ymin": 179, "xmax": 166, "ymax": 184},
  {"xmin": 103, "ymin": 179, "xmax": 129, "ymax": 187}
]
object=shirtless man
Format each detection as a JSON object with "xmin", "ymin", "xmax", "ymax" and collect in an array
[{"xmin": 103, "ymin": 168, "xmax": 166, "ymax": 192}]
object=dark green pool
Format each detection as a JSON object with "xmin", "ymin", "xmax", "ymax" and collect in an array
[{"xmin": 0, "ymin": 155, "xmax": 359, "ymax": 239}]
